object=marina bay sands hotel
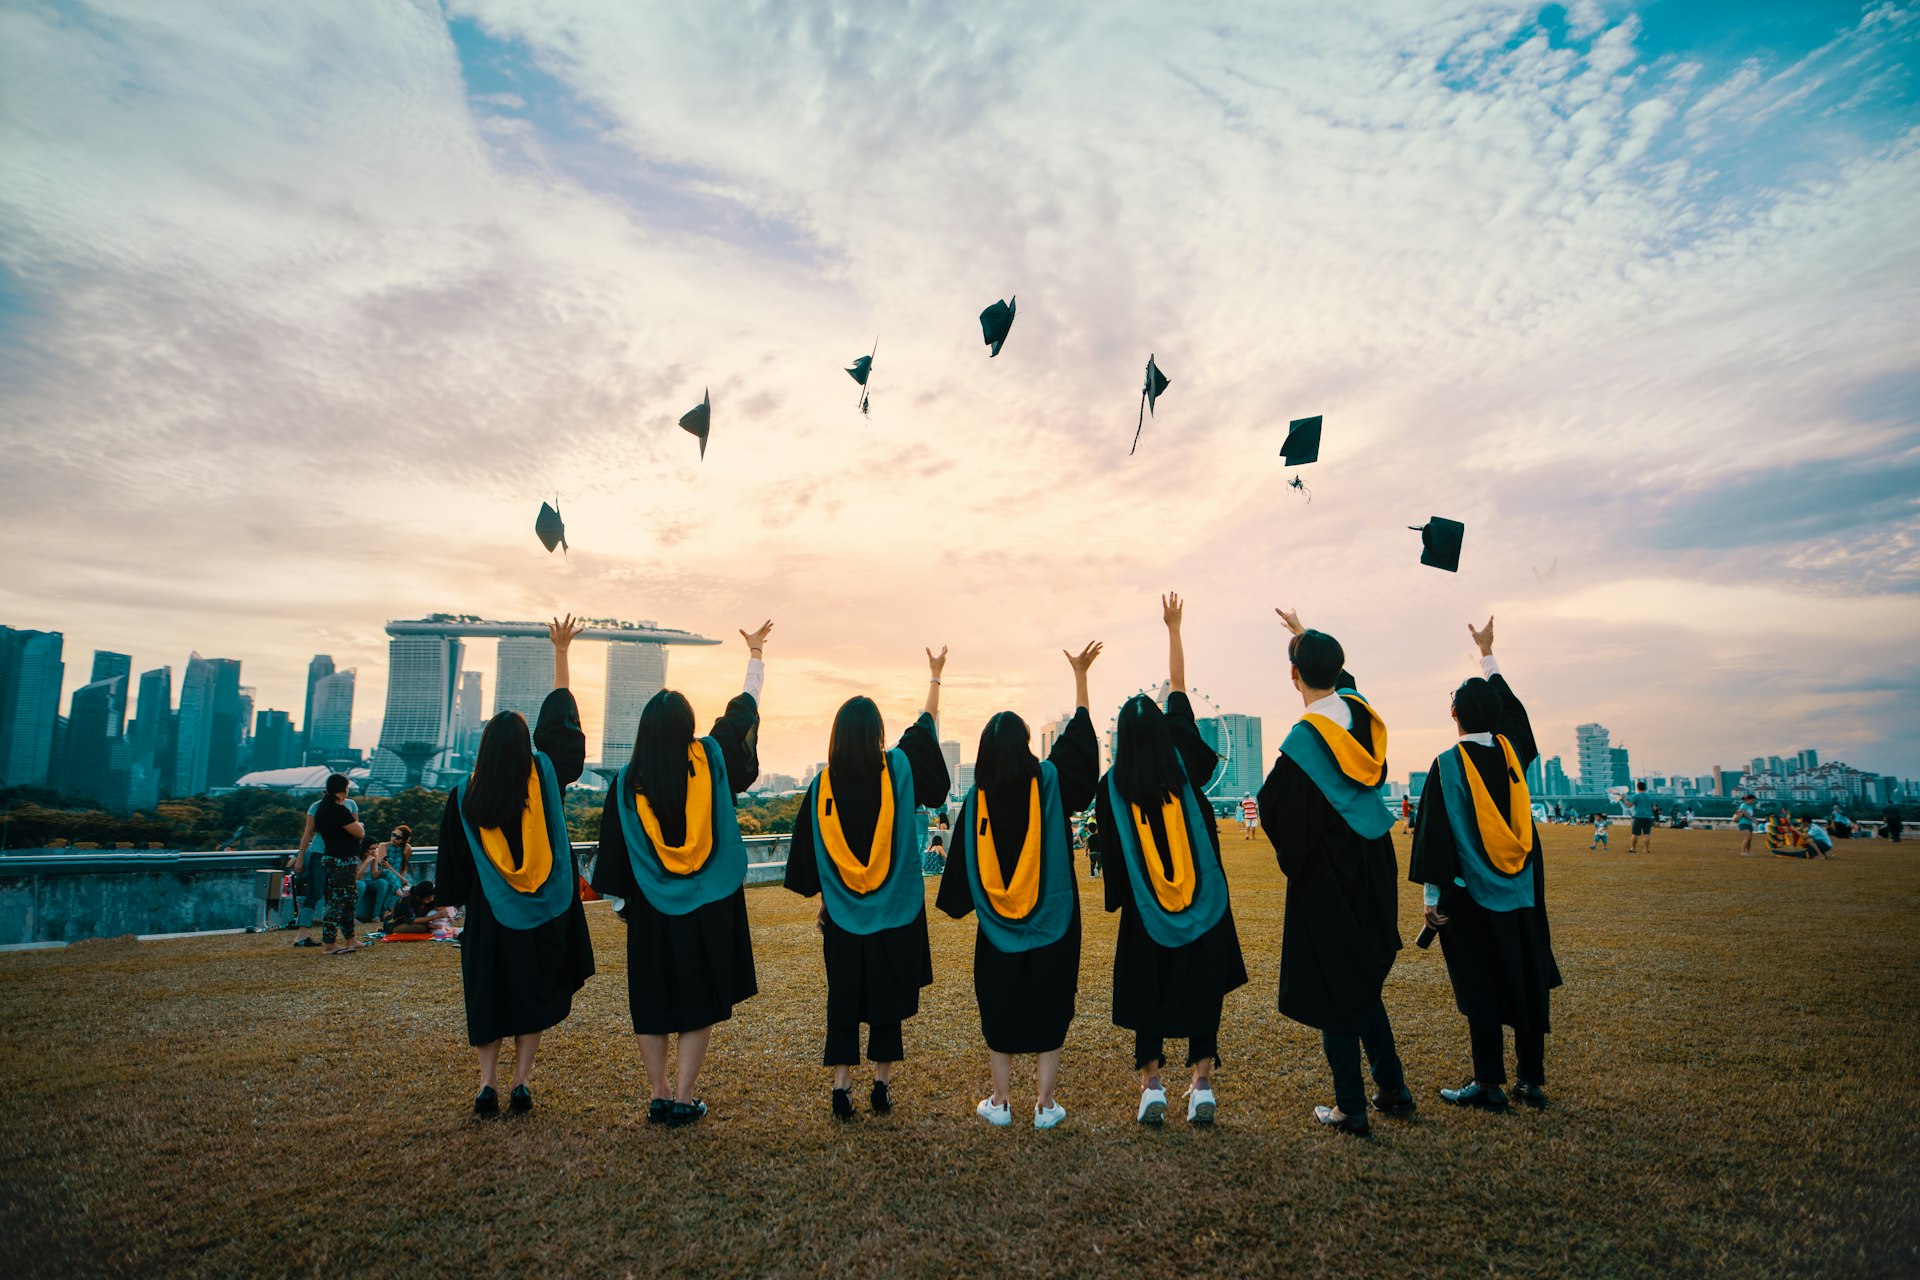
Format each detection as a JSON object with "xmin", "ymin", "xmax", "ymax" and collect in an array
[{"xmin": 375, "ymin": 614, "xmax": 718, "ymax": 783}]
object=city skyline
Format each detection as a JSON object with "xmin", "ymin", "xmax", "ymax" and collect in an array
[{"xmin": 2, "ymin": 3, "xmax": 1917, "ymax": 790}]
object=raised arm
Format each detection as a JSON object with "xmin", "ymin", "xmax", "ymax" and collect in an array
[
  {"xmin": 1064, "ymin": 641, "xmax": 1102, "ymax": 711},
  {"xmin": 548, "ymin": 613, "xmax": 587, "ymax": 689},
  {"xmin": 1163, "ymin": 593, "xmax": 1186, "ymax": 693},
  {"xmin": 924, "ymin": 646, "xmax": 947, "ymax": 720}
]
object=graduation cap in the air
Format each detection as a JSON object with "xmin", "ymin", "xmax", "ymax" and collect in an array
[
  {"xmin": 1411, "ymin": 517, "xmax": 1465, "ymax": 572},
  {"xmin": 679, "ymin": 388, "xmax": 711, "ymax": 458},
  {"xmin": 1130, "ymin": 355, "xmax": 1169, "ymax": 455},
  {"xmin": 535, "ymin": 500, "xmax": 567, "ymax": 555},
  {"xmin": 1280, "ymin": 416, "xmax": 1322, "ymax": 466},
  {"xmin": 847, "ymin": 339, "xmax": 877, "ymax": 416},
  {"xmin": 979, "ymin": 297, "xmax": 1016, "ymax": 357}
]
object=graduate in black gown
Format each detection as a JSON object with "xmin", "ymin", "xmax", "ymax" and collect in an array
[
  {"xmin": 436, "ymin": 615, "xmax": 596, "ymax": 1115},
  {"xmin": 937, "ymin": 641, "xmax": 1102, "ymax": 1130},
  {"xmin": 785, "ymin": 646, "xmax": 952, "ymax": 1120},
  {"xmin": 1410, "ymin": 617, "xmax": 1563, "ymax": 1111},
  {"xmin": 590, "ymin": 620, "xmax": 772, "ymax": 1128},
  {"xmin": 1090, "ymin": 594, "xmax": 1249, "ymax": 1126},
  {"xmin": 1257, "ymin": 609, "xmax": 1410, "ymax": 1137}
]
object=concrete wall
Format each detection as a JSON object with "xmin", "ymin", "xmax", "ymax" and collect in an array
[{"xmin": 0, "ymin": 835, "xmax": 796, "ymax": 946}]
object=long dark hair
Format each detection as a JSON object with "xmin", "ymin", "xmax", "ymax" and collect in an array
[
  {"xmin": 1111, "ymin": 695, "xmax": 1187, "ymax": 809},
  {"xmin": 975, "ymin": 711, "xmax": 1038, "ymax": 795},
  {"xmin": 463, "ymin": 711, "xmax": 532, "ymax": 830},
  {"xmin": 633, "ymin": 689, "xmax": 697, "ymax": 817},
  {"xmin": 320, "ymin": 773, "xmax": 350, "ymax": 806},
  {"xmin": 828, "ymin": 696, "xmax": 885, "ymax": 785}
]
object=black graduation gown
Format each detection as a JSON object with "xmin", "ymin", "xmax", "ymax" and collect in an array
[
  {"xmin": 1091, "ymin": 692, "xmax": 1250, "ymax": 1037},
  {"xmin": 935, "ymin": 708, "xmax": 1099, "ymax": 1054},
  {"xmin": 1408, "ymin": 673, "xmax": 1562, "ymax": 1035},
  {"xmin": 1259, "ymin": 674, "xmax": 1403, "ymax": 1035},
  {"xmin": 590, "ymin": 692, "xmax": 761, "ymax": 1035},
  {"xmin": 437, "ymin": 688, "xmax": 597, "ymax": 1047},
  {"xmin": 785, "ymin": 712, "xmax": 950, "ymax": 1030}
]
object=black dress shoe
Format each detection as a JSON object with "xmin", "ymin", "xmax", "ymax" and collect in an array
[
  {"xmin": 1313, "ymin": 1105, "xmax": 1371, "ymax": 1137},
  {"xmin": 509, "ymin": 1084, "xmax": 533, "ymax": 1114},
  {"xmin": 647, "ymin": 1098, "xmax": 671, "ymax": 1124},
  {"xmin": 1371, "ymin": 1086, "xmax": 1418, "ymax": 1116},
  {"xmin": 668, "ymin": 1099, "xmax": 707, "ymax": 1128},
  {"xmin": 1439, "ymin": 1080, "xmax": 1509, "ymax": 1111},
  {"xmin": 1511, "ymin": 1082, "xmax": 1547, "ymax": 1109},
  {"xmin": 473, "ymin": 1086, "xmax": 499, "ymax": 1116},
  {"xmin": 870, "ymin": 1080, "xmax": 893, "ymax": 1115},
  {"xmin": 831, "ymin": 1087, "xmax": 855, "ymax": 1121}
]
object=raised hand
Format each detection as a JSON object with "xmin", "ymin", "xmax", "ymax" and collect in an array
[
  {"xmin": 1468, "ymin": 615, "xmax": 1494, "ymax": 656},
  {"xmin": 1162, "ymin": 592, "xmax": 1184, "ymax": 629},
  {"xmin": 1274, "ymin": 607, "xmax": 1304, "ymax": 636},
  {"xmin": 548, "ymin": 613, "xmax": 587, "ymax": 648},
  {"xmin": 927, "ymin": 646, "xmax": 949, "ymax": 679},
  {"xmin": 740, "ymin": 619, "xmax": 774, "ymax": 653},
  {"xmin": 1063, "ymin": 641, "xmax": 1103, "ymax": 674}
]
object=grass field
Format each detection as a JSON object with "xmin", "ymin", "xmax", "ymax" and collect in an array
[{"xmin": 2, "ymin": 826, "xmax": 1916, "ymax": 1278}]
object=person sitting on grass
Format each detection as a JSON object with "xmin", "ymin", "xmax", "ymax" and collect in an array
[
  {"xmin": 384, "ymin": 881, "xmax": 452, "ymax": 935},
  {"xmin": 1804, "ymin": 821, "xmax": 1835, "ymax": 859}
]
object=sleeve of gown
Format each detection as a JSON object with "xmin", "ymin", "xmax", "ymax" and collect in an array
[
  {"xmin": 435, "ymin": 790, "xmax": 475, "ymax": 908},
  {"xmin": 784, "ymin": 799, "xmax": 820, "ymax": 897},
  {"xmin": 1048, "ymin": 708, "xmax": 1100, "ymax": 813},
  {"xmin": 1408, "ymin": 767, "xmax": 1461, "ymax": 895},
  {"xmin": 1487, "ymin": 674, "xmax": 1539, "ymax": 771},
  {"xmin": 1257, "ymin": 755, "xmax": 1305, "ymax": 879},
  {"xmin": 1163, "ymin": 691, "xmax": 1221, "ymax": 791},
  {"xmin": 533, "ymin": 688, "xmax": 587, "ymax": 787},
  {"xmin": 590, "ymin": 787, "xmax": 638, "ymax": 900},
  {"xmin": 897, "ymin": 711, "xmax": 952, "ymax": 805},
  {"xmin": 709, "ymin": 692, "xmax": 762, "ymax": 794},
  {"xmin": 1095, "ymin": 782, "xmax": 1132, "ymax": 913},
  {"xmin": 935, "ymin": 821, "xmax": 973, "ymax": 918}
]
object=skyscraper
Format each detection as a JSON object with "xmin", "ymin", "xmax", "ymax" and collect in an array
[
  {"xmin": 1542, "ymin": 756, "xmax": 1571, "ymax": 796},
  {"xmin": 493, "ymin": 637, "xmax": 553, "ymax": 724},
  {"xmin": 1196, "ymin": 713, "xmax": 1264, "ymax": 797},
  {"xmin": 172, "ymin": 653, "xmax": 243, "ymax": 796},
  {"xmin": 939, "ymin": 738, "xmax": 962, "ymax": 790},
  {"xmin": 377, "ymin": 632, "xmax": 463, "ymax": 769},
  {"xmin": 601, "ymin": 643, "xmax": 669, "ymax": 767},
  {"xmin": 454, "ymin": 671, "xmax": 484, "ymax": 760},
  {"xmin": 127, "ymin": 666, "xmax": 172, "ymax": 805},
  {"xmin": 302, "ymin": 655, "xmax": 335, "ymax": 749},
  {"xmin": 251, "ymin": 709, "xmax": 298, "ymax": 772},
  {"xmin": 57, "ymin": 676, "xmax": 124, "ymax": 804},
  {"xmin": 1575, "ymin": 723, "xmax": 1612, "ymax": 792},
  {"xmin": 1796, "ymin": 748, "xmax": 1819, "ymax": 771},
  {"xmin": 1610, "ymin": 746, "xmax": 1632, "ymax": 788},
  {"xmin": 0, "ymin": 627, "xmax": 64, "ymax": 788},
  {"xmin": 1524, "ymin": 756, "xmax": 1543, "ymax": 794},
  {"xmin": 90, "ymin": 651, "xmax": 132, "ymax": 737},
  {"xmin": 309, "ymin": 670, "xmax": 357, "ymax": 760}
]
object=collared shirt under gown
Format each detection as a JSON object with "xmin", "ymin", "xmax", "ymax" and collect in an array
[
  {"xmin": 590, "ymin": 691, "xmax": 762, "ymax": 1035},
  {"xmin": 784, "ymin": 712, "xmax": 950, "ymax": 1031},
  {"xmin": 1258, "ymin": 670, "xmax": 1404, "ymax": 1036},
  {"xmin": 1408, "ymin": 671, "xmax": 1562, "ymax": 1035},
  {"xmin": 935, "ymin": 708, "xmax": 1099, "ymax": 1054},
  {"xmin": 1089, "ymin": 692, "xmax": 1249, "ymax": 1038},
  {"xmin": 436, "ymin": 688, "xmax": 597, "ymax": 1047}
]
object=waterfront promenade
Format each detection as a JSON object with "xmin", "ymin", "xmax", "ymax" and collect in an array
[{"xmin": 2, "ymin": 826, "xmax": 1915, "ymax": 1278}]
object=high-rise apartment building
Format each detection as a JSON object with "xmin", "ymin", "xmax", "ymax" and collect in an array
[
  {"xmin": 1197, "ymin": 713, "xmax": 1264, "ymax": 798},
  {"xmin": 939, "ymin": 739, "xmax": 962, "ymax": 790},
  {"xmin": 1575, "ymin": 723, "xmax": 1612, "ymax": 792},
  {"xmin": 1542, "ymin": 756, "xmax": 1571, "ymax": 796},
  {"xmin": 302, "ymin": 655, "xmax": 335, "ymax": 748},
  {"xmin": 1610, "ymin": 746, "xmax": 1632, "ymax": 788},
  {"xmin": 90, "ymin": 651, "xmax": 132, "ymax": 737},
  {"xmin": 493, "ymin": 637, "xmax": 553, "ymax": 724},
  {"xmin": 1796, "ymin": 748, "xmax": 1819, "ymax": 771},
  {"xmin": 0, "ymin": 627, "xmax": 65, "ymax": 788},
  {"xmin": 308, "ymin": 670, "xmax": 357, "ymax": 760},
  {"xmin": 600, "ymin": 643, "xmax": 669, "ymax": 766},
  {"xmin": 1524, "ymin": 757, "xmax": 1543, "ymax": 794}
]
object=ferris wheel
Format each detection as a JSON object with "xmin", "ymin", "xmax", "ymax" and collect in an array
[{"xmin": 1104, "ymin": 681, "xmax": 1233, "ymax": 799}]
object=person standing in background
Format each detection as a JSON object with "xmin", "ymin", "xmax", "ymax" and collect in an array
[
  {"xmin": 1735, "ymin": 794, "xmax": 1758, "ymax": 856},
  {"xmin": 294, "ymin": 773, "xmax": 366, "ymax": 955},
  {"xmin": 1627, "ymin": 783, "xmax": 1656, "ymax": 854}
]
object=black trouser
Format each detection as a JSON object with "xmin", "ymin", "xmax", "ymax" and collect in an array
[
  {"xmin": 320, "ymin": 857, "xmax": 358, "ymax": 945},
  {"xmin": 824, "ymin": 1021, "xmax": 902, "ymax": 1067},
  {"xmin": 1470, "ymin": 1018, "xmax": 1544, "ymax": 1087},
  {"xmin": 1320, "ymin": 997, "xmax": 1406, "ymax": 1116},
  {"xmin": 1134, "ymin": 1029, "xmax": 1221, "ymax": 1073}
]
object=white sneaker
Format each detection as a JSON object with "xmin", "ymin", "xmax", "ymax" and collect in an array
[
  {"xmin": 1187, "ymin": 1084, "xmax": 1216, "ymax": 1125},
  {"xmin": 975, "ymin": 1097, "xmax": 1012, "ymax": 1127},
  {"xmin": 1137, "ymin": 1086, "xmax": 1167, "ymax": 1125},
  {"xmin": 1034, "ymin": 1101, "xmax": 1067, "ymax": 1130}
]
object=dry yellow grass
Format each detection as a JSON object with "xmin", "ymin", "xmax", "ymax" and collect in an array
[{"xmin": 2, "ymin": 826, "xmax": 1916, "ymax": 1278}]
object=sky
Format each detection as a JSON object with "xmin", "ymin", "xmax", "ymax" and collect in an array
[{"xmin": 2, "ymin": 0, "xmax": 1918, "ymax": 786}]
